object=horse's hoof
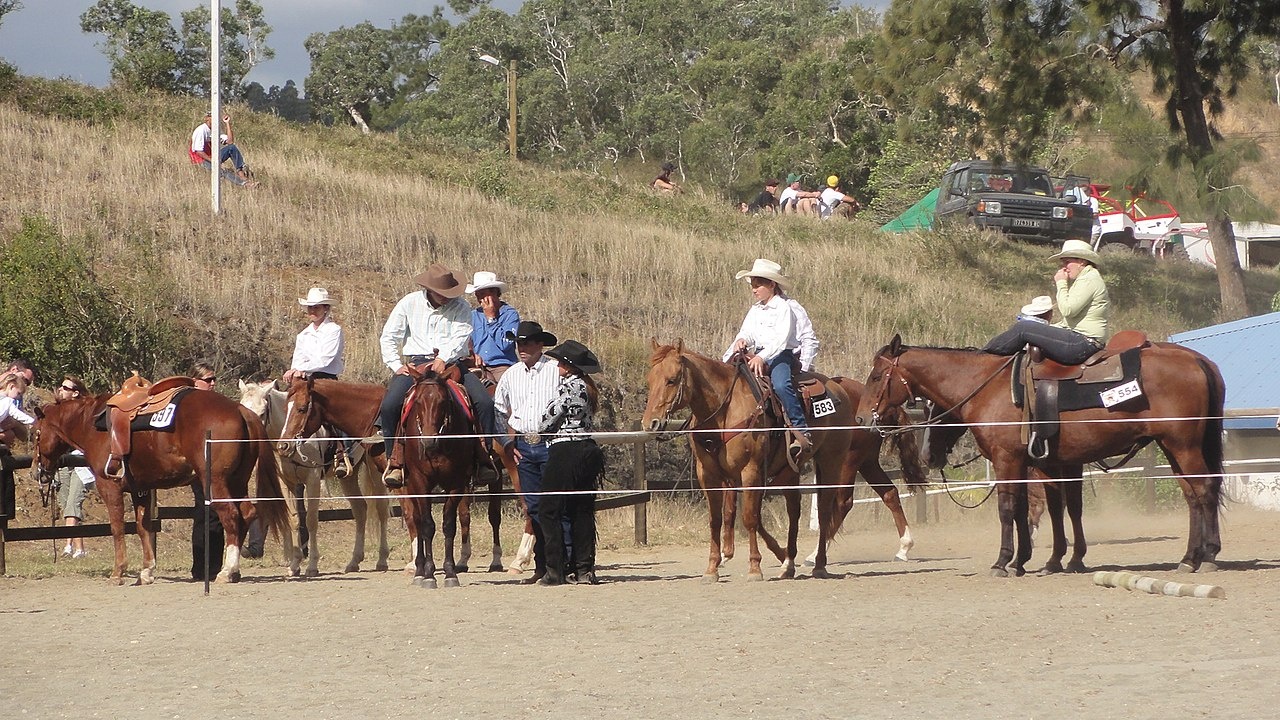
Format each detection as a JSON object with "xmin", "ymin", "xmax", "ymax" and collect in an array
[
  {"xmin": 811, "ymin": 566, "xmax": 832, "ymax": 579},
  {"xmin": 701, "ymin": 573, "xmax": 720, "ymax": 584},
  {"xmin": 288, "ymin": 567, "xmax": 301, "ymax": 578},
  {"xmin": 894, "ymin": 553, "xmax": 911, "ymax": 562},
  {"xmin": 746, "ymin": 571, "xmax": 765, "ymax": 582},
  {"xmin": 1013, "ymin": 567, "xmax": 1026, "ymax": 578},
  {"xmin": 344, "ymin": 562, "xmax": 361, "ymax": 573},
  {"xmin": 488, "ymin": 562, "xmax": 504, "ymax": 573},
  {"xmin": 1196, "ymin": 561, "xmax": 1219, "ymax": 573},
  {"xmin": 443, "ymin": 577, "xmax": 460, "ymax": 588},
  {"xmin": 375, "ymin": 562, "xmax": 389, "ymax": 572},
  {"xmin": 1066, "ymin": 561, "xmax": 1089, "ymax": 573},
  {"xmin": 110, "ymin": 575, "xmax": 125, "ymax": 586},
  {"xmin": 989, "ymin": 567, "xmax": 1010, "ymax": 578},
  {"xmin": 412, "ymin": 576, "xmax": 438, "ymax": 589},
  {"xmin": 1177, "ymin": 562, "xmax": 1197, "ymax": 574},
  {"xmin": 304, "ymin": 567, "xmax": 320, "ymax": 578},
  {"xmin": 778, "ymin": 567, "xmax": 796, "ymax": 580},
  {"xmin": 456, "ymin": 564, "xmax": 469, "ymax": 574},
  {"xmin": 1038, "ymin": 563, "xmax": 1063, "ymax": 576}
]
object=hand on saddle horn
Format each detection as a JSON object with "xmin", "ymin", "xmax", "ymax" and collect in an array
[{"xmin": 747, "ymin": 354, "xmax": 767, "ymax": 378}]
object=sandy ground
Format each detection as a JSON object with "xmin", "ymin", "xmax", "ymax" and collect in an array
[{"xmin": 2, "ymin": 502, "xmax": 1278, "ymax": 720}]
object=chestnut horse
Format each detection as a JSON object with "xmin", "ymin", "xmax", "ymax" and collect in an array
[
  {"xmin": 239, "ymin": 380, "xmax": 391, "ymax": 576},
  {"xmin": 857, "ymin": 335, "xmax": 1225, "ymax": 576},
  {"xmin": 278, "ymin": 376, "xmax": 508, "ymax": 579},
  {"xmin": 644, "ymin": 340, "xmax": 922, "ymax": 580},
  {"xmin": 33, "ymin": 391, "xmax": 294, "ymax": 584}
]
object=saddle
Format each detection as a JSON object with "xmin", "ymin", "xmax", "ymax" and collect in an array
[
  {"xmin": 733, "ymin": 359, "xmax": 839, "ymax": 455},
  {"xmin": 1017, "ymin": 331, "xmax": 1150, "ymax": 460},
  {"xmin": 104, "ymin": 373, "xmax": 196, "ymax": 479}
]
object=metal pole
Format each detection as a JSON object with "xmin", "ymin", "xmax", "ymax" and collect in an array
[
  {"xmin": 631, "ymin": 424, "xmax": 647, "ymax": 546},
  {"xmin": 209, "ymin": 0, "xmax": 222, "ymax": 216},
  {"xmin": 507, "ymin": 60, "xmax": 517, "ymax": 160},
  {"xmin": 204, "ymin": 429, "xmax": 212, "ymax": 596}
]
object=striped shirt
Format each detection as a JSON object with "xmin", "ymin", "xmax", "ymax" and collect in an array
[
  {"xmin": 494, "ymin": 355, "xmax": 560, "ymax": 434},
  {"xmin": 539, "ymin": 375, "xmax": 594, "ymax": 438}
]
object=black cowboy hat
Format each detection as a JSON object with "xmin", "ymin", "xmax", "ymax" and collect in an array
[
  {"xmin": 504, "ymin": 320, "xmax": 558, "ymax": 346},
  {"xmin": 546, "ymin": 340, "xmax": 601, "ymax": 375}
]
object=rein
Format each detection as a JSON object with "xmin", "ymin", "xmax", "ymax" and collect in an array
[
  {"xmin": 874, "ymin": 353, "xmax": 1017, "ymax": 438},
  {"xmin": 663, "ymin": 356, "xmax": 747, "ymax": 437},
  {"xmin": 265, "ymin": 392, "xmax": 325, "ymax": 469}
]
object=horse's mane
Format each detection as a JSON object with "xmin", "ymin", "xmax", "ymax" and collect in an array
[{"xmin": 650, "ymin": 342, "xmax": 717, "ymax": 365}]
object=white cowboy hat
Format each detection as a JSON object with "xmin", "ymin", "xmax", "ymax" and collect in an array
[
  {"xmin": 1049, "ymin": 239, "xmax": 1101, "ymax": 265},
  {"xmin": 465, "ymin": 271, "xmax": 508, "ymax": 294},
  {"xmin": 1020, "ymin": 295, "xmax": 1053, "ymax": 317},
  {"xmin": 298, "ymin": 287, "xmax": 335, "ymax": 306},
  {"xmin": 734, "ymin": 258, "xmax": 792, "ymax": 291}
]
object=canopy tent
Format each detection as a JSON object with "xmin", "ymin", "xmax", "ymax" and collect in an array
[{"xmin": 880, "ymin": 188, "xmax": 938, "ymax": 233}]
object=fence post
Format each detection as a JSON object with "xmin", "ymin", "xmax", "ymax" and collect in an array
[
  {"xmin": 631, "ymin": 426, "xmax": 647, "ymax": 546},
  {"xmin": 915, "ymin": 486, "xmax": 928, "ymax": 525}
]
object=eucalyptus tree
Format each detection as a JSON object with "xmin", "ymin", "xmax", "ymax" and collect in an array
[
  {"xmin": 79, "ymin": 0, "xmax": 183, "ymax": 92},
  {"xmin": 1084, "ymin": 0, "xmax": 1280, "ymax": 319},
  {"xmin": 304, "ymin": 22, "xmax": 398, "ymax": 134},
  {"xmin": 177, "ymin": 0, "xmax": 274, "ymax": 98}
]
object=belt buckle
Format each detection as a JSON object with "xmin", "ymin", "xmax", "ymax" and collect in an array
[{"xmin": 522, "ymin": 432, "xmax": 541, "ymax": 445}]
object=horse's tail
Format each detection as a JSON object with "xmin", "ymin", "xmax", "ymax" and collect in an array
[
  {"xmin": 1197, "ymin": 356, "xmax": 1226, "ymax": 509},
  {"xmin": 239, "ymin": 405, "xmax": 293, "ymax": 544},
  {"xmin": 884, "ymin": 405, "xmax": 929, "ymax": 490}
]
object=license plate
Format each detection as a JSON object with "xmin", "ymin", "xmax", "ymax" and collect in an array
[
  {"xmin": 1011, "ymin": 218, "xmax": 1044, "ymax": 228},
  {"xmin": 811, "ymin": 397, "xmax": 837, "ymax": 418},
  {"xmin": 1099, "ymin": 380, "xmax": 1142, "ymax": 408}
]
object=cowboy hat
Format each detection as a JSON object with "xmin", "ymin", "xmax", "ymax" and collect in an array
[
  {"xmin": 504, "ymin": 320, "xmax": 558, "ymax": 346},
  {"xmin": 1049, "ymin": 239, "xmax": 1101, "ymax": 265},
  {"xmin": 413, "ymin": 263, "xmax": 466, "ymax": 298},
  {"xmin": 1020, "ymin": 295, "xmax": 1053, "ymax": 317},
  {"xmin": 297, "ymin": 287, "xmax": 335, "ymax": 307},
  {"xmin": 546, "ymin": 339, "xmax": 601, "ymax": 375},
  {"xmin": 465, "ymin": 271, "xmax": 508, "ymax": 294},
  {"xmin": 734, "ymin": 258, "xmax": 792, "ymax": 291}
]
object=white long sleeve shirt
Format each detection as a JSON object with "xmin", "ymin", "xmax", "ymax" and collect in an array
[
  {"xmin": 0, "ymin": 396, "xmax": 35, "ymax": 426},
  {"xmin": 379, "ymin": 291, "xmax": 472, "ymax": 372},
  {"xmin": 723, "ymin": 294, "xmax": 819, "ymax": 371},
  {"xmin": 290, "ymin": 316, "xmax": 345, "ymax": 376}
]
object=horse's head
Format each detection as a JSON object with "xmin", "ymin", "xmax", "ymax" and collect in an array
[
  {"xmin": 410, "ymin": 373, "xmax": 455, "ymax": 450},
  {"xmin": 31, "ymin": 403, "xmax": 74, "ymax": 489},
  {"xmin": 642, "ymin": 338, "xmax": 691, "ymax": 435},
  {"xmin": 279, "ymin": 377, "xmax": 324, "ymax": 453},
  {"xmin": 237, "ymin": 378, "xmax": 273, "ymax": 419},
  {"xmin": 856, "ymin": 334, "xmax": 914, "ymax": 431}
]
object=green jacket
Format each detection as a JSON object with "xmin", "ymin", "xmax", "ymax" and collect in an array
[{"xmin": 1053, "ymin": 264, "xmax": 1110, "ymax": 342}]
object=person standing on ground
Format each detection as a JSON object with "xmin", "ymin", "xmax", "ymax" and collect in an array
[
  {"xmin": 190, "ymin": 361, "xmax": 227, "ymax": 579},
  {"xmin": 536, "ymin": 340, "xmax": 605, "ymax": 586},
  {"xmin": 52, "ymin": 376, "xmax": 95, "ymax": 559}
]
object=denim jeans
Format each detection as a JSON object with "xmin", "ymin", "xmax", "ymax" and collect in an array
[
  {"xmin": 516, "ymin": 437, "xmax": 550, "ymax": 573},
  {"xmin": 377, "ymin": 373, "xmax": 417, "ymax": 458},
  {"xmin": 983, "ymin": 320, "xmax": 1102, "ymax": 365},
  {"xmin": 769, "ymin": 349, "xmax": 807, "ymax": 430}
]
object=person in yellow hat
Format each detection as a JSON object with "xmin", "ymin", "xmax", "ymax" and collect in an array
[
  {"xmin": 984, "ymin": 240, "xmax": 1111, "ymax": 364},
  {"xmin": 818, "ymin": 175, "xmax": 860, "ymax": 220}
]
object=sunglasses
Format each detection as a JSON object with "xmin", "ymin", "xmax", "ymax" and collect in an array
[
  {"xmin": 60, "ymin": 385, "xmax": 78, "ymax": 392},
  {"xmin": 200, "ymin": 376, "xmax": 217, "ymax": 384}
]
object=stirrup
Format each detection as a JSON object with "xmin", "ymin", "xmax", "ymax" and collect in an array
[{"xmin": 382, "ymin": 466, "xmax": 404, "ymax": 489}]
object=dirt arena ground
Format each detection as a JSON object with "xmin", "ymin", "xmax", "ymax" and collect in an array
[{"xmin": 3, "ymin": 500, "xmax": 1278, "ymax": 719}]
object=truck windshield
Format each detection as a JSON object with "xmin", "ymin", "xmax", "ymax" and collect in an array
[{"xmin": 972, "ymin": 170, "xmax": 1053, "ymax": 196}]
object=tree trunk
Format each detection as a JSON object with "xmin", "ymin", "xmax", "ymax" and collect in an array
[
  {"xmin": 1206, "ymin": 215, "xmax": 1248, "ymax": 319},
  {"xmin": 346, "ymin": 105, "xmax": 371, "ymax": 135}
]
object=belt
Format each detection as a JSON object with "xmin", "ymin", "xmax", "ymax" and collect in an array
[
  {"xmin": 547, "ymin": 435, "xmax": 591, "ymax": 447},
  {"xmin": 406, "ymin": 355, "xmax": 435, "ymax": 364},
  {"xmin": 519, "ymin": 433, "xmax": 544, "ymax": 445}
]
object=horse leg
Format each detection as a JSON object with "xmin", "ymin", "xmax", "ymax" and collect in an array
[
  {"xmin": 133, "ymin": 494, "xmax": 156, "ymax": 586},
  {"xmin": 214, "ymin": 497, "xmax": 244, "ymax": 583},
  {"xmin": 720, "ymin": 488, "xmax": 737, "ymax": 564},
  {"xmin": 991, "ymin": 485, "xmax": 1018, "ymax": 577},
  {"xmin": 739, "ymin": 474, "xmax": 767, "ymax": 581},
  {"xmin": 413, "ymin": 500, "xmax": 438, "ymax": 588},
  {"xmin": 1012, "ymin": 482, "xmax": 1032, "ymax": 577},
  {"xmin": 401, "ymin": 496, "xmax": 418, "ymax": 576},
  {"xmin": 1037, "ymin": 479, "xmax": 1068, "ymax": 575},
  {"xmin": 457, "ymin": 495, "xmax": 473, "ymax": 573},
  {"xmin": 701, "ymin": 477, "xmax": 726, "ymax": 583},
  {"xmin": 779, "ymin": 488, "xmax": 800, "ymax": 579},
  {"xmin": 357, "ymin": 460, "xmax": 391, "ymax": 571},
  {"xmin": 338, "ymin": 471, "xmax": 366, "ymax": 572},
  {"xmin": 488, "ymin": 440, "xmax": 510, "ymax": 572},
  {"xmin": 102, "ymin": 482, "xmax": 128, "ymax": 585},
  {"xmin": 861, "ymin": 462, "xmax": 914, "ymax": 561},
  {"xmin": 442, "ymin": 494, "xmax": 461, "ymax": 588},
  {"xmin": 1166, "ymin": 448, "xmax": 1221, "ymax": 573},
  {"xmin": 1062, "ymin": 473, "xmax": 1088, "ymax": 572},
  {"xmin": 1027, "ymin": 481, "xmax": 1047, "ymax": 544},
  {"xmin": 304, "ymin": 473, "xmax": 321, "ymax": 577}
]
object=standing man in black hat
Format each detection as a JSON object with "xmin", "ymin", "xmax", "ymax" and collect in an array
[
  {"xmin": 376, "ymin": 263, "xmax": 473, "ymax": 487},
  {"xmin": 493, "ymin": 320, "xmax": 561, "ymax": 583},
  {"xmin": 536, "ymin": 340, "xmax": 605, "ymax": 586}
]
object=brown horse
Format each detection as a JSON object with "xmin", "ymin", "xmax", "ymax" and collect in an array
[
  {"xmin": 643, "ymin": 340, "xmax": 922, "ymax": 580},
  {"xmin": 279, "ymin": 376, "xmax": 508, "ymax": 580},
  {"xmin": 33, "ymin": 391, "xmax": 294, "ymax": 585},
  {"xmin": 857, "ymin": 335, "xmax": 1225, "ymax": 576}
]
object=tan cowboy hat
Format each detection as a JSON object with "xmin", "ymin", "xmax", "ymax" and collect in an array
[
  {"xmin": 1049, "ymin": 239, "xmax": 1101, "ymax": 265},
  {"xmin": 734, "ymin": 258, "xmax": 792, "ymax": 291},
  {"xmin": 413, "ymin": 263, "xmax": 466, "ymax": 298},
  {"xmin": 298, "ymin": 287, "xmax": 335, "ymax": 307},
  {"xmin": 465, "ymin": 271, "xmax": 508, "ymax": 294},
  {"xmin": 1020, "ymin": 295, "xmax": 1053, "ymax": 317}
]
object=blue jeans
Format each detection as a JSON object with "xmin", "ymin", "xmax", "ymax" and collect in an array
[
  {"xmin": 198, "ymin": 143, "xmax": 248, "ymax": 185},
  {"xmin": 516, "ymin": 438, "xmax": 550, "ymax": 574},
  {"xmin": 769, "ymin": 349, "xmax": 807, "ymax": 430},
  {"xmin": 377, "ymin": 372, "xmax": 418, "ymax": 458},
  {"xmin": 984, "ymin": 320, "xmax": 1102, "ymax": 365}
]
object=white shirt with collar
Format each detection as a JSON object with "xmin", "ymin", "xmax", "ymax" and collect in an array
[
  {"xmin": 379, "ymin": 291, "xmax": 472, "ymax": 372},
  {"xmin": 723, "ymin": 293, "xmax": 818, "ymax": 371},
  {"xmin": 493, "ymin": 355, "xmax": 561, "ymax": 435},
  {"xmin": 290, "ymin": 316, "xmax": 345, "ymax": 376}
]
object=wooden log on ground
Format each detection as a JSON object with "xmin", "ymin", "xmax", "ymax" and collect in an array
[{"xmin": 1092, "ymin": 571, "xmax": 1225, "ymax": 599}]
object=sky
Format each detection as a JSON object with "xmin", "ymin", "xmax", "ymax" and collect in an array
[{"xmin": 0, "ymin": 0, "xmax": 524, "ymax": 91}]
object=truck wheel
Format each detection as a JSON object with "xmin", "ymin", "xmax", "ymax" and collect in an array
[
  {"xmin": 1100, "ymin": 242, "xmax": 1136, "ymax": 255},
  {"xmin": 1164, "ymin": 243, "xmax": 1191, "ymax": 261}
]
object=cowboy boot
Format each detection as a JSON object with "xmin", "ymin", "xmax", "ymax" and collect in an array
[{"xmin": 788, "ymin": 430, "xmax": 814, "ymax": 464}]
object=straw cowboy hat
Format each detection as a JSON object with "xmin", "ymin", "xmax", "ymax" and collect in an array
[
  {"xmin": 546, "ymin": 339, "xmax": 601, "ymax": 375},
  {"xmin": 1020, "ymin": 295, "xmax": 1053, "ymax": 317},
  {"xmin": 413, "ymin": 263, "xmax": 466, "ymax": 298},
  {"xmin": 734, "ymin": 258, "xmax": 792, "ymax": 292},
  {"xmin": 504, "ymin": 320, "xmax": 558, "ymax": 346},
  {"xmin": 298, "ymin": 287, "xmax": 335, "ymax": 307},
  {"xmin": 1049, "ymin": 239, "xmax": 1102, "ymax": 265},
  {"xmin": 465, "ymin": 271, "xmax": 508, "ymax": 294}
]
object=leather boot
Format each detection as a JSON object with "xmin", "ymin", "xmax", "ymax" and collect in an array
[{"xmin": 788, "ymin": 431, "xmax": 814, "ymax": 463}]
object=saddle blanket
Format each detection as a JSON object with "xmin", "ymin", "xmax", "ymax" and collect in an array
[
  {"xmin": 1012, "ymin": 348, "xmax": 1143, "ymax": 412},
  {"xmin": 94, "ymin": 387, "xmax": 194, "ymax": 432}
]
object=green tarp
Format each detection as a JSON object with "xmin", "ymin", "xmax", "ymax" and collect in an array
[{"xmin": 880, "ymin": 187, "xmax": 939, "ymax": 233}]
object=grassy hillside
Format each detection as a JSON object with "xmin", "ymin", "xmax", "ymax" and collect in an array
[{"xmin": 2, "ymin": 77, "xmax": 1279, "ymax": 430}]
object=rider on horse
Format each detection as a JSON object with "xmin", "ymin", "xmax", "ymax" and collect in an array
[
  {"xmin": 983, "ymin": 239, "xmax": 1112, "ymax": 365},
  {"xmin": 723, "ymin": 258, "xmax": 819, "ymax": 460},
  {"xmin": 463, "ymin": 271, "xmax": 520, "ymax": 450}
]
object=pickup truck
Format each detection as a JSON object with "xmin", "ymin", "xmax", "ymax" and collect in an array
[{"xmin": 934, "ymin": 160, "xmax": 1092, "ymax": 243}]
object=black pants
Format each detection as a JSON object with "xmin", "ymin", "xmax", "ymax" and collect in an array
[
  {"xmin": 983, "ymin": 320, "xmax": 1102, "ymax": 365},
  {"xmin": 538, "ymin": 439, "xmax": 605, "ymax": 579},
  {"xmin": 191, "ymin": 481, "xmax": 225, "ymax": 580}
]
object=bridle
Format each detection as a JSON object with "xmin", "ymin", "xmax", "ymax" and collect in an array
[
  {"xmin": 261, "ymin": 390, "xmax": 324, "ymax": 468},
  {"xmin": 868, "ymin": 351, "xmax": 1016, "ymax": 438},
  {"xmin": 654, "ymin": 355, "xmax": 742, "ymax": 438}
]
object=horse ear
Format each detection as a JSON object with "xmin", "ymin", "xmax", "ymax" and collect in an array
[
  {"xmin": 674, "ymin": 337, "xmax": 684, "ymax": 353},
  {"xmin": 889, "ymin": 334, "xmax": 904, "ymax": 356},
  {"xmin": 650, "ymin": 337, "xmax": 660, "ymax": 351},
  {"xmin": 238, "ymin": 379, "xmax": 248, "ymax": 392}
]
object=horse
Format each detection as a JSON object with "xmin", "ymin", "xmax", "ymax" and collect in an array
[
  {"xmin": 643, "ymin": 339, "xmax": 918, "ymax": 580},
  {"xmin": 238, "ymin": 379, "xmax": 391, "ymax": 576},
  {"xmin": 33, "ymin": 390, "xmax": 295, "ymax": 585},
  {"xmin": 856, "ymin": 334, "xmax": 1225, "ymax": 577},
  {"xmin": 278, "ymin": 376, "xmax": 507, "ymax": 579}
]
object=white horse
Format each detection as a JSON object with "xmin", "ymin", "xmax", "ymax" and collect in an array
[{"xmin": 239, "ymin": 379, "xmax": 390, "ymax": 577}]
